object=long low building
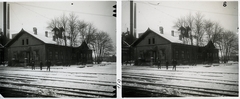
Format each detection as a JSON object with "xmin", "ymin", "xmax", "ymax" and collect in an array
[
  {"xmin": 131, "ymin": 28, "xmax": 219, "ymax": 66},
  {"xmin": 5, "ymin": 29, "xmax": 93, "ymax": 66}
]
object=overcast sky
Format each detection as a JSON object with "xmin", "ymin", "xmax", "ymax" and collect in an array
[
  {"xmin": 1, "ymin": 0, "xmax": 238, "ymax": 48},
  {"xmin": 122, "ymin": 1, "xmax": 238, "ymax": 37},
  {"xmin": 0, "ymin": 1, "xmax": 116, "ymax": 48}
]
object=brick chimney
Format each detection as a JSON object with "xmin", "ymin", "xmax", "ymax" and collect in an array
[
  {"xmin": 159, "ymin": 26, "xmax": 163, "ymax": 34},
  {"xmin": 45, "ymin": 31, "xmax": 48, "ymax": 37},
  {"xmin": 33, "ymin": 27, "xmax": 37, "ymax": 35},
  {"xmin": 171, "ymin": 30, "xmax": 174, "ymax": 36}
]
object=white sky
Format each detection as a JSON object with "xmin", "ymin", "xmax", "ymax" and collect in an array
[
  {"xmin": 122, "ymin": 0, "xmax": 238, "ymax": 37},
  {"xmin": 0, "ymin": 1, "xmax": 116, "ymax": 47},
  {"xmin": 0, "ymin": 0, "xmax": 239, "ymax": 50},
  {"xmin": 0, "ymin": 2, "xmax": 3, "ymax": 32}
]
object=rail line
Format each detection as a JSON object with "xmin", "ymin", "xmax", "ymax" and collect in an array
[
  {"xmin": 123, "ymin": 74, "xmax": 238, "ymax": 86},
  {"xmin": 0, "ymin": 73, "xmax": 116, "ymax": 98},
  {"xmin": 122, "ymin": 72, "xmax": 238, "ymax": 97},
  {"xmin": 0, "ymin": 73, "xmax": 115, "ymax": 86}
]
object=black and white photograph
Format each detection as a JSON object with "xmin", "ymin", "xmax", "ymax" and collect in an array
[
  {"xmin": 0, "ymin": 1, "xmax": 116, "ymax": 98},
  {"xmin": 122, "ymin": 0, "xmax": 238, "ymax": 97}
]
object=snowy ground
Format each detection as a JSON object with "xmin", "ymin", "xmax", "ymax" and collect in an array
[
  {"xmin": 0, "ymin": 62, "xmax": 116, "ymax": 98},
  {"xmin": 122, "ymin": 63, "xmax": 239, "ymax": 97}
]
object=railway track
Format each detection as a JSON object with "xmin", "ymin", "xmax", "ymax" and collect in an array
[
  {"xmin": 122, "ymin": 72, "xmax": 238, "ymax": 97},
  {"xmin": 0, "ymin": 72, "xmax": 116, "ymax": 98}
]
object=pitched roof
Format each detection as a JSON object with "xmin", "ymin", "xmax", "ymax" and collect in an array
[
  {"xmin": 132, "ymin": 28, "xmax": 182, "ymax": 46},
  {"xmin": 78, "ymin": 40, "xmax": 90, "ymax": 50},
  {"xmin": 28, "ymin": 30, "xmax": 56, "ymax": 44},
  {"xmin": 5, "ymin": 29, "xmax": 57, "ymax": 47},
  {"xmin": 205, "ymin": 40, "xmax": 216, "ymax": 49}
]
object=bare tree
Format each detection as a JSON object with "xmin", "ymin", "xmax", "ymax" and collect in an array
[
  {"xmin": 186, "ymin": 13, "xmax": 194, "ymax": 45},
  {"xmin": 59, "ymin": 13, "xmax": 68, "ymax": 46},
  {"xmin": 47, "ymin": 17, "xmax": 65, "ymax": 45},
  {"xmin": 194, "ymin": 12, "xmax": 205, "ymax": 46},
  {"xmin": 46, "ymin": 12, "xmax": 115, "ymax": 64},
  {"xmin": 173, "ymin": 12, "xmax": 209, "ymax": 46},
  {"xmin": 203, "ymin": 19, "xmax": 224, "ymax": 47},
  {"xmin": 68, "ymin": 12, "xmax": 78, "ymax": 47},
  {"xmin": 212, "ymin": 22, "xmax": 223, "ymax": 44},
  {"xmin": 92, "ymin": 31, "xmax": 113, "ymax": 64},
  {"xmin": 203, "ymin": 19, "xmax": 215, "ymax": 43},
  {"xmin": 216, "ymin": 30, "xmax": 238, "ymax": 63},
  {"xmin": 85, "ymin": 23, "xmax": 98, "ymax": 45},
  {"xmin": 173, "ymin": 15, "xmax": 192, "ymax": 44},
  {"xmin": 47, "ymin": 17, "xmax": 60, "ymax": 29}
]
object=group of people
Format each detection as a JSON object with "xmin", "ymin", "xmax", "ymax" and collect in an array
[
  {"xmin": 157, "ymin": 59, "xmax": 177, "ymax": 71},
  {"xmin": 31, "ymin": 60, "xmax": 52, "ymax": 71}
]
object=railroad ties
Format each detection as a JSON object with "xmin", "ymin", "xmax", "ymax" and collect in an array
[
  {"xmin": 0, "ymin": 70, "xmax": 116, "ymax": 98},
  {"xmin": 122, "ymin": 71, "xmax": 239, "ymax": 97}
]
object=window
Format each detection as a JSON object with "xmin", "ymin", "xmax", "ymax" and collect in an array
[
  {"xmin": 49, "ymin": 51, "xmax": 52, "ymax": 60},
  {"xmin": 148, "ymin": 39, "xmax": 151, "ymax": 44},
  {"xmin": 26, "ymin": 39, "xmax": 29, "ymax": 45},
  {"xmin": 152, "ymin": 38, "xmax": 155, "ymax": 44},
  {"xmin": 22, "ymin": 39, "xmax": 24, "ymax": 45},
  {"xmin": 55, "ymin": 52, "xmax": 58, "ymax": 60},
  {"xmin": 175, "ymin": 50, "xmax": 178, "ymax": 59},
  {"xmin": 181, "ymin": 51, "xmax": 184, "ymax": 58}
]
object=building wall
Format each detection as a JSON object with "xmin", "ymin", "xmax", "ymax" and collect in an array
[
  {"xmin": 11, "ymin": 33, "xmax": 43, "ymax": 47},
  {"xmin": 7, "ymin": 33, "xmax": 45, "ymax": 66},
  {"xmin": 133, "ymin": 31, "xmax": 219, "ymax": 66},
  {"xmin": 7, "ymin": 32, "xmax": 94, "ymax": 66},
  {"xmin": 172, "ymin": 43, "xmax": 198, "ymax": 64},
  {"xmin": 73, "ymin": 48, "xmax": 93, "ymax": 64},
  {"xmin": 134, "ymin": 32, "xmax": 172, "ymax": 65},
  {"xmin": 136, "ymin": 32, "xmax": 170, "ymax": 47},
  {"xmin": 45, "ymin": 44, "xmax": 72, "ymax": 65}
]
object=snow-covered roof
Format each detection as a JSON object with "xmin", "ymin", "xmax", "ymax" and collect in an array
[
  {"xmin": 132, "ymin": 28, "xmax": 183, "ymax": 46},
  {"xmin": 25, "ymin": 30, "xmax": 57, "ymax": 44},
  {"xmin": 151, "ymin": 29, "xmax": 183, "ymax": 43},
  {"xmin": 5, "ymin": 29, "xmax": 57, "ymax": 47}
]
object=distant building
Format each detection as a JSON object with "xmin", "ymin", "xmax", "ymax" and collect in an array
[
  {"xmin": 132, "ymin": 28, "xmax": 219, "ymax": 66},
  {"xmin": 5, "ymin": 29, "xmax": 93, "ymax": 66}
]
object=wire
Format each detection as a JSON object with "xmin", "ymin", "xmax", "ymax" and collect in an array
[
  {"xmin": 10, "ymin": 5, "xmax": 23, "ymax": 25},
  {"xmin": 142, "ymin": 2, "xmax": 177, "ymax": 19},
  {"xmin": 14, "ymin": 3, "xmax": 51, "ymax": 20},
  {"xmin": 12, "ymin": 2, "xmax": 113, "ymax": 18},
  {"xmin": 145, "ymin": 1, "xmax": 238, "ymax": 16}
]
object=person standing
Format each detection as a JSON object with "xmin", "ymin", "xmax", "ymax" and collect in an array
[
  {"xmin": 157, "ymin": 59, "xmax": 161, "ymax": 69},
  {"xmin": 46, "ymin": 60, "xmax": 51, "ymax": 71},
  {"xmin": 172, "ymin": 59, "xmax": 177, "ymax": 71},
  {"xmin": 166, "ymin": 60, "xmax": 169, "ymax": 70},
  {"xmin": 40, "ymin": 61, "xmax": 43, "ymax": 70},
  {"xmin": 31, "ymin": 61, "xmax": 35, "ymax": 70}
]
